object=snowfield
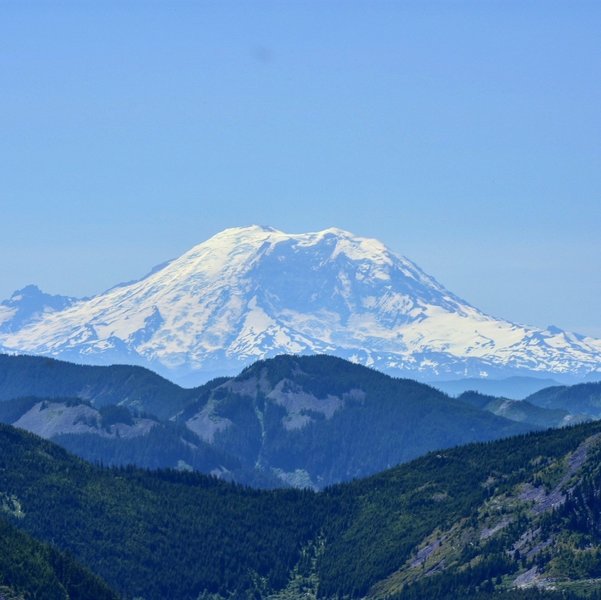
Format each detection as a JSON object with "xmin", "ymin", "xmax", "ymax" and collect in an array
[{"xmin": 1, "ymin": 225, "xmax": 600, "ymax": 383}]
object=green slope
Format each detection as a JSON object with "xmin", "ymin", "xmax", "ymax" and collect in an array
[
  {"xmin": 0, "ymin": 424, "xmax": 325, "ymax": 599},
  {"xmin": 4, "ymin": 420, "xmax": 601, "ymax": 598},
  {"xmin": 318, "ymin": 423, "xmax": 601, "ymax": 598},
  {"xmin": 0, "ymin": 514, "xmax": 118, "ymax": 600}
]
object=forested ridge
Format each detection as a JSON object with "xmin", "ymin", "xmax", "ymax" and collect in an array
[
  {"xmin": 0, "ymin": 353, "xmax": 539, "ymax": 489},
  {"xmin": 0, "ymin": 514, "xmax": 117, "ymax": 600},
  {"xmin": 4, "ymin": 420, "xmax": 601, "ymax": 598},
  {"xmin": 0, "ymin": 354, "xmax": 199, "ymax": 419}
]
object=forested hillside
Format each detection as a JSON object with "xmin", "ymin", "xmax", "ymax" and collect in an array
[
  {"xmin": 0, "ymin": 514, "xmax": 117, "ymax": 600},
  {"xmin": 175, "ymin": 355, "xmax": 536, "ymax": 488},
  {"xmin": 4, "ymin": 420, "xmax": 601, "ymax": 598},
  {"xmin": 0, "ymin": 354, "xmax": 538, "ymax": 489},
  {"xmin": 457, "ymin": 390, "xmax": 585, "ymax": 428},
  {"xmin": 0, "ymin": 354, "xmax": 200, "ymax": 419},
  {"xmin": 525, "ymin": 382, "xmax": 601, "ymax": 418}
]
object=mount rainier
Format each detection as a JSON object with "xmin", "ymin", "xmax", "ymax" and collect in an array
[{"xmin": 1, "ymin": 225, "xmax": 599, "ymax": 384}]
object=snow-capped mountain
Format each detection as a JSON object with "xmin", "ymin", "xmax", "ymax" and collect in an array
[
  {"xmin": 0, "ymin": 285, "xmax": 78, "ymax": 334},
  {"xmin": 1, "ymin": 226, "xmax": 600, "ymax": 384}
]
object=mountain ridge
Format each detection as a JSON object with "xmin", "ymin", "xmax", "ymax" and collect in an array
[{"xmin": 0, "ymin": 352, "xmax": 536, "ymax": 489}]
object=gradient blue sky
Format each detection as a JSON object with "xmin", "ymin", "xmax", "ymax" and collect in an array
[{"xmin": 1, "ymin": 1, "xmax": 600, "ymax": 336}]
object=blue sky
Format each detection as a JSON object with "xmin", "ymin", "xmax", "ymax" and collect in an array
[{"xmin": 1, "ymin": 1, "xmax": 600, "ymax": 336}]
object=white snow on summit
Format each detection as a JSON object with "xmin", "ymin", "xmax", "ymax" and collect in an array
[{"xmin": 0, "ymin": 226, "xmax": 599, "ymax": 383}]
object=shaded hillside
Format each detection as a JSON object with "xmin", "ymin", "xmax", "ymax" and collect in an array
[
  {"xmin": 435, "ymin": 376, "xmax": 561, "ymax": 400},
  {"xmin": 5, "ymin": 420, "xmax": 601, "ymax": 598},
  {"xmin": 176, "ymin": 355, "xmax": 534, "ymax": 488},
  {"xmin": 526, "ymin": 382, "xmax": 601, "ymax": 418},
  {"xmin": 0, "ymin": 353, "xmax": 535, "ymax": 489},
  {"xmin": 2, "ymin": 354, "xmax": 598, "ymax": 491},
  {"xmin": 0, "ymin": 515, "xmax": 117, "ymax": 600},
  {"xmin": 457, "ymin": 391, "xmax": 586, "ymax": 428},
  {"xmin": 0, "ymin": 354, "xmax": 201, "ymax": 419},
  {"xmin": 0, "ymin": 396, "xmax": 281, "ymax": 489},
  {"xmin": 0, "ymin": 424, "xmax": 325, "ymax": 600}
]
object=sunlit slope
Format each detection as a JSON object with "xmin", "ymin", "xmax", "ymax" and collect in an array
[{"xmin": 2, "ymin": 226, "xmax": 599, "ymax": 382}]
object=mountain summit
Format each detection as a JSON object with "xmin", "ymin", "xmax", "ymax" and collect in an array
[{"xmin": 1, "ymin": 226, "xmax": 599, "ymax": 383}]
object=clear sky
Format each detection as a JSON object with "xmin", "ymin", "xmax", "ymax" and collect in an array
[{"xmin": 1, "ymin": 1, "xmax": 599, "ymax": 336}]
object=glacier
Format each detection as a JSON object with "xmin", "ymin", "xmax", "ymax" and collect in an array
[{"xmin": 1, "ymin": 225, "xmax": 599, "ymax": 385}]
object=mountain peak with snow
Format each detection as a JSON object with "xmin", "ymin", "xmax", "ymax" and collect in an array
[
  {"xmin": 0, "ymin": 285, "xmax": 79, "ymax": 335},
  {"xmin": 1, "ymin": 226, "xmax": 599, "ymax": 384}
]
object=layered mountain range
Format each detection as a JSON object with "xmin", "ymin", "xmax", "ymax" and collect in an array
[
  {"xmin": 1, "ymin": 226, "xmax": 600, "ymax": 384},
  {"xmin": 1, "ymin": 353, "xmax": 599, "ymax": 489}
]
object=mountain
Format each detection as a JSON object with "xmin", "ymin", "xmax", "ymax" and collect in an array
[
  {"xmin": 4, "ymin": 418, "xmax": 601, "ymax": 598},
  {"xmin": 175, "ymin": 354, "xmax": 535, "ymax": 488},
  {"xmin": 435, "ymin": 376, "xmax": 562, "ymax": 400},
  {"xmin": 3, "ymin": 353, "xmax": 600, "ymax": 490},
  {"xmin": 0, "ymin": 353, "xmax": 198, "ymax": 419},
  {"xmin": 0, "ymin": 395, "xmax": 282, "ymax": 488},
  {"xmin": 1, "ymin": 226, "xmax": 599, "ymax": 384},
  {"xmin": 0, "ymin": 285, "xmax": 78, "ymax": 334},
  {"xmin": 457, "ymin": 390, "xmax": 587, "ymax": 429},
  {"xmin": 0, "ymin": 353, "xmax": 537, "ymax": 489},
  {"xmin": 525, "ymin": 382, "xmax": 601, "ymax": 418}
]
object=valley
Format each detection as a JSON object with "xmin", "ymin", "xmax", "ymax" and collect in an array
[{"xmin": 3, "ymin": 415, "xmax": 601, "ymax": 598}]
